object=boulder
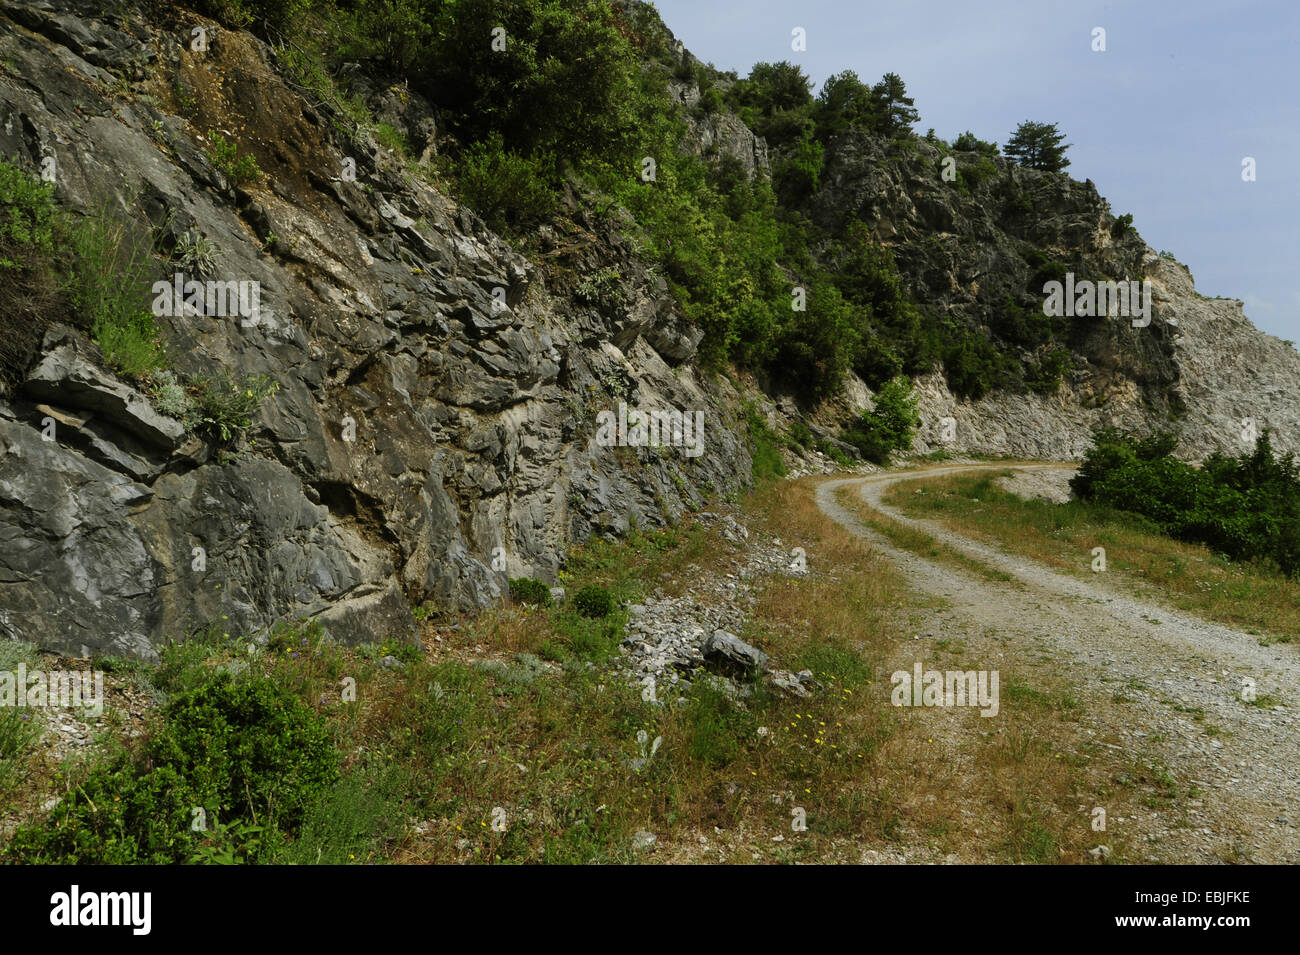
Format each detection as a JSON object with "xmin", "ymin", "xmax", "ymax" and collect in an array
[{"xmin": 703, "ymin": 629, "xmax": 768, "ymax": 678}]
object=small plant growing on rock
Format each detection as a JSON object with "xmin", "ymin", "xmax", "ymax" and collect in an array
[
  {"xmin": 173, "ymin": 81, "xmax": 197, "ymax": 112},
  {"xmin": 508, "ymin": 577, "xmax": 553, "ymax": 607},
  {"xmin": 172, "ymin": 230, "xmax": 222, "ymax": 276},
  {"xmin": 600, "ymin": 371, "xmax": 630, "ymax": 402},
  {"xmin": 151, "ymin": 369, "xmax": 192, "ymax": 420},
  {"xmin": 205, "ymin": 130, "xmax": 262, "ymax": 186},
  {"xmin": 187, "ymin": 371, "xmax": 278, "ymax": 446},
  {"xmin": 573, "ymin": 584, "xmax": 615, "ymax": 618},
  {"xmin": 575, "ymin": 267, "xmax": 628, "ymax": 311}
]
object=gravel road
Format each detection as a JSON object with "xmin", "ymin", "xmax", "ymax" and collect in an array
[{"xmin": 818, "ymin": 465, "xmax": 1300, "ymax": 864}]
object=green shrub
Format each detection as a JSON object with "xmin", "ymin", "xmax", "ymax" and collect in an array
[
  {"xmin": 6, "ymin": 675, "xmax": 338, "ymax": 864},
  {"xmin": 954, "ymin": 130, "xmax": 999, "ymax": 156},
  {"xmin": 205, "ymin": 130, "xmax": 262, "ymax": 185},
  {"xmin": 743, "ymin": 405, "xmax": 787, "ymax": 482},
  {"xmin": 509, "ymin": 577, "xmax": 553, "ymax": 607},
  {"xmin": 841, "ymin": 377, "xmax": 919, "ymax": 464},
  {"xmin": 0, "ymin": 157, "xmax": 61, "ymax": 386},
  {"xmin": 1069, "ymin": 427, "xmax": 1140, "ymax": 498},
  {"xmin": 331, "ymin": 0, "xmax": 432, "ymax": 74},
  {"xmin": 773, "ymin": 130, "xmax": 824, "ymax": 203},
  {"xmin": 817, "ymin": 439, "xmax": 855, "ymax": 468},
  {"xmin": 699, "ymin": 87, "xmax": 724, "ymax": 114},
  {"xmin": 414, "ymin": 0, "xmax": 643, "ymax": 162},
  {"xmin": 573, "ymin": 584, "xmax": 616, "ymax": 618},
  {"xmin": 990, "ymin": 294, "xmax": 1054, "ymax": 349},
  {"xmin": 574, "ymin": 267, "xmax": 628, "ymax": 310},
  {"xmin": 1025, "ymin": 346, "xmax": 1071, "ymax": 394},
  {"xmin": 960, "ymin": 153, "xmax": 999, "ymax": 190},
  {"xmin": 1072, "ymin": 428, "xmax": 1300, "ymax": 574},
  {"xmin": 0, "ymin": 158, "xmax": 56, "ymax": 268},
  {"xmin": 453, "ymin": 133, "xmax": 555, "ymax": 234},
  {"xmin": 164, "ymin": 674, "xmax": 337, "ymax": 832},
  {"xmin": 942, "ymin": 330, "xmax": 1015, "ymax": 400},
  {"xmin": 67, "ymin": 209, "xmax": 167, "ymax": 379},
  {"xmin": 775, "ymin": 278, "xmax": 858, "ymax": 398}
]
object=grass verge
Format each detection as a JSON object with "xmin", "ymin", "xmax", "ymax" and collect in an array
[
  {"xmin": 3, "ymin": 480, "xmax": 1161, "ymax": 864},
  {"xmin": 885, "ymin": 470, "xmax": 1300, "ymax": 645}
]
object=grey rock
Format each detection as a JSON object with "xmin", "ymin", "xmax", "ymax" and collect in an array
[
  {"xmin": 24, "ymin": 332, "xmax": 185, "ymax": 450},
  {"xmin": 704, "ymin": 629, "xmax": 768, "ymax": 677},
  {"xmin": 767, "ymin": 668, "xmax": 814, "ymax": 698}
]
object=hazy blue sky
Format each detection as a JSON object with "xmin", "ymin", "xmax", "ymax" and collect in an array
[{"xmin": 652, "ymin": 0, "xmax": 1299, "ymax": 342}]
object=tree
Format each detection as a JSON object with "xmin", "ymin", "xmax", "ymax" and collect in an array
[
  {"xmin": 869, "ymin": 72, "xmax": 920, "ymax": 136},
  {"xmin": 736, "ymin": 61, "xmax": 814, "ymax": 114},
  {"xmin": 773, "ymin": 129, "xmax": 824, "ymax": 203},
  {"xmin": 954, "ymin": 130, "xmax": 999, "ymax": 156},
  {"xmin": 731, "ymin": 61, "xmax": 815, "ymax": 149},
  {"xmin": 1004, "ymin": 121, "xmax": 1071, "ymax": 172},
  {"xmin": 416, "ymin": 0, "xmax": 643, "ymax": 163},
  {"xmin": 776, "ymin": 278, "xmax": 859, "ymax": 398},
  {"xmin": 842, "ymin": 377, "xmax": 919, "ymax": 464},
  {"xmin": 815, "ymin": 70, "xmax": 875, "ymax": 142}
]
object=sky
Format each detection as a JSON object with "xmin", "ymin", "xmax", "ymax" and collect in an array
[{"xmin": 651, "ymin": 0, "xmax": 1300, "ymax": 342}]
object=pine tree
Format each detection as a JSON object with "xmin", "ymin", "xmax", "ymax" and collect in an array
[
  {"xmin": 815, "ymin": 70, "xmax": 875, "ymax": 141},
  {"xmin": 1004, "ymin": 121, "xmax": 1071, "ymax": 172},
  {"xmin": 870, "ymin": 72, "xmax": 920, "ymax": 136}
]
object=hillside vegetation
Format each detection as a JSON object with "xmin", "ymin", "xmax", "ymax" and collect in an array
[
  {"xmin": 189, "ymin": 0, "xmax": 1164, "ymax": 407},
  {"xmin": 1073, "ymin": 429, "xmax": 1300, "ymax": 577}
]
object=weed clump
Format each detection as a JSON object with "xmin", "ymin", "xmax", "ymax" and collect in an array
[
  {"xmin": 509, "ymin": 577, "xmax": 553, "ymax": 607},
  {"xmin": 573, "ymin": 584, "xmax": 616, "ymax": 618}
]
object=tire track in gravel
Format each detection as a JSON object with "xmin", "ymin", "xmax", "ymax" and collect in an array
[{"xmin": 817, "ymin": 465, "xmax": 1300, "ymax": 864}]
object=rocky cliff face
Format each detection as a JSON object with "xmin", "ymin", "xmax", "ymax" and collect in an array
[
  {"xmin": 0, "ymin": 0, "xmax": 749, "ymax": 658},
  {"xmin": 908, "ymin": 253, "xmax": 1300, "ymax": 461},
  {"xmin": 809, "ymin": 131, "xmax": 1300, "ymax": 461}
]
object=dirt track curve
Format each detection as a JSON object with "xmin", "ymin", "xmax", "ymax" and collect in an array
[{"xmin": 818, "ymin": 464, "xmax": 1300, "ymax": 864}]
